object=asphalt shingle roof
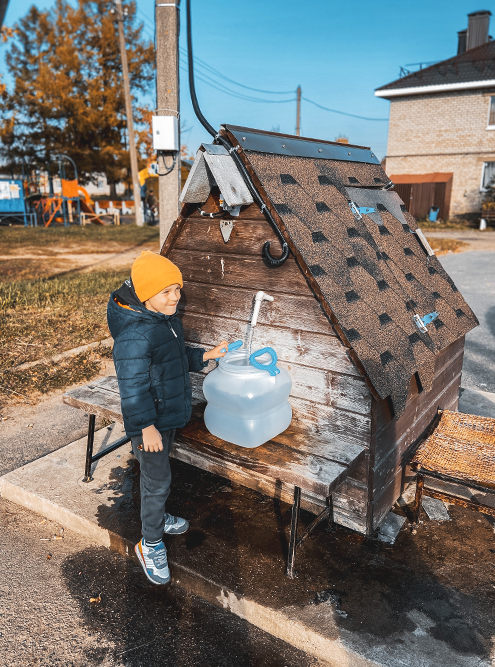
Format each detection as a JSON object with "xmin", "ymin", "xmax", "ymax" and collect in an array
[
  {"xmin": 243, "ymin": 150, "xmax": 478, "ymax": 415},
  {"xmin": 376, "ymin": 40, "xmax": 495, "ymax": 94}
]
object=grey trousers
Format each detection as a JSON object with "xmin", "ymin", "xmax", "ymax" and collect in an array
[{"xmin": 131, "ymin": 429, "xmax": 176, "ymax": 543}]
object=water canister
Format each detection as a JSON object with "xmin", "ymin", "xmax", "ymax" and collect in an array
[{"xmin": 203, "ymin": 347, "xmax": 292, "ymax": 448}]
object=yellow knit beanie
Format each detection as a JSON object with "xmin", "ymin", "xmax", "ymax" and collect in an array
[{"xmin": 131, "ymin": 251, "xmax": 183, "ymax": 302}]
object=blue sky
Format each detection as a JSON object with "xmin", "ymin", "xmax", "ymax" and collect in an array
[{"xmin": 1, "ymin": 0, "xmax": 490, "ymax": 159}]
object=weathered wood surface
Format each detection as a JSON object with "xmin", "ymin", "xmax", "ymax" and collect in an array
[
  {"xmin": 63, "ymin": 381, "xmax": 123, "ymax": 422},
  {"xmin": 373, "ymin": 340, "xmax": 464, "ymax": 467},
  {"xmin": 203, "ymin": 152, "xmax": 254, "ymax": 207},
  {"xmin": 63, "ymin": 376, "xmax": 366, "ymax": 505},
  {"xmin": 373, "ymin": 374, "xmax": 460, "ymax": 526},
  {"xmin": 182, "ymin": 312, "xmax": 358, "ymax": 377},
  {"xmin": 169, "ymin": 249, "xmax": 310, "ymax": 296},
  {"xmin": 174, "ymin": 218, "xmax": 281, "ymax": 256},
  {"xmin": 369, "ymin": 338, "xmax": 464, "ymax": 529},
  {"xmin": 176, "ymin": 415, "xmax": 355, "ymax": 498},
  {"xmin": 179, "ymin": 281, "xmax": 337, "ymax": 336},
  {"xmin": 164, "ymin": 198, "xmax": 375, "ymax": 533}
]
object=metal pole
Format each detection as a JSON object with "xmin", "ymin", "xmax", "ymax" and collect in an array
[
  {"xmin": 155, "ymin": 0, "xmax": 181, "ymax": 246},
  {"xmin": 114, "ymin": 0, "xmax": 144, "ymax": 226},
  {"xmin": 296, "ymin": 86, "xmax": 301, "ymax": 137},
  {"xmin": 286, "ymin": 485, "xmax": 301, "ymax": 578}
]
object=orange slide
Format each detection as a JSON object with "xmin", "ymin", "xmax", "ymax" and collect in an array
[{"xmin": 62, "ymin": 180, "xmax": 105, "ymax": 225}]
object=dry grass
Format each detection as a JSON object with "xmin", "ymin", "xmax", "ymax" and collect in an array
[
  {"xmin": 0, "ymin": 224, "xmax": 160, "ymax": 255},
  {"xmin": 419, "ymin": 220, "xmax": 477, "ymax": 232},
  {"xmin": 0, "ymin": 270, "xmax": 127, "ymax": 382},
  {"xmin": 424, "ymin": 237, "xmax": 469, "ymax": 256},
  {"xmin": 0, "ymin": 347, "xmax": 113, "ymax": 405}
]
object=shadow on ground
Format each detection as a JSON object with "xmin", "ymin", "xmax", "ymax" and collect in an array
[{"xmin": 69, "ymin": 456, "xmax": 495, "ymax": 663}]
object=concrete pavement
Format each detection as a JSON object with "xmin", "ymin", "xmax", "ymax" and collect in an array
[{"xmin": 440, "ymin": 250, "xmax": 495, "ymax": 394}]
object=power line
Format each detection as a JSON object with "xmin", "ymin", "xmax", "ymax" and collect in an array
[
  {"xmin": 302, "ymin": 97, "xmax": 388, "ymax": 121},
  {"xmin": 179, "ymin": 46, "xmax": 294, "ymax": 95},
  {"xmin": 179, "ymin": 64, "xmax": 296, "ymax": 104}
]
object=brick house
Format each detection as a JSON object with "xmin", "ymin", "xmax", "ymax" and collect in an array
[{"xmin": 376, "ymin": 10, "xmax": 495, "ymax": 220}]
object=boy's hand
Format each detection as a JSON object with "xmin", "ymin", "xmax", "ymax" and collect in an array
[
  {"xmin": 142, "ymin": 424, "xmax": 163, "ymax": 452},
  {"xmin": 203, "ymin": 340, "xmax": 229, "ymax": 362}
]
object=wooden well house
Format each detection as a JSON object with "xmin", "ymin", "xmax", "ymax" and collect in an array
[{"xmin": 161, "ymin": 125, "xmax": 478, "ymax": 535}]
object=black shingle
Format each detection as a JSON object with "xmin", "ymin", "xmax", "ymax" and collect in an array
[
  {"xmin": 347, "ymin": 228, "xmax": 360, "ymax": 238},
  {"xmin": 432, "ymin": 291, "xmax": 441, "ymax": 299},
  {"xmin": 379, "ymin": 226, "xmax": 391, "ymax": 235},
  {"xmin": 315, "ymin": 201, "xmax": 331, "ymax": 213},
  {"xmin": 377, "ymin": 203, "xmax": 387, "ymax": 212},
  {"xmin": 280, "ymin": 174, "xmax": 298, "ymax": 185},
  {"xmin": 318, "ymin": 175, "xmax": 332, "ymax": 185},
  {"xmin": 455, "ymin": 308, "xmax": 465, "ymax": 318},
  {"xmin": 377, "ymin": 280, "xmax": 389, "ymax": 291},
  {"xmin": 380, "ymin": 351, "xmax": 394, "ymax": 366},
  {"xmin": 346, "ymin": 256, "xmax": 359, "ymax": 267},
  {"xmin": 344, "ymin": 328, "xmax": 361, "ymax": 342},
  {"xmin": 428, "ymin": 266, "xmax": 437, "ymax": 275},
  {"xmin": 379, "ymin": 313, "xmax": 392, "ymax": 325},
  {"xmin": 311, "ymin": 231, "xmax": 328, "ymax": 243},
  {"xmin": 400, "ymin": 205, "xmax": 408, "ymax": 213},
  {"xmin": 405, "ymin": 273, "xmax": 414, "ymax": 282},
  {"xmin": 345, "ymin": 290, "xmax": 360, "ymax": 302},
  {"xmin": 433, "ymin": 318, "xmax": 445, "ymax": 329},
  {"xmin": 374, "ymin": 178, "xmax": 384, "ymax": 184},
  {"xmin": 404, "ymin": 247, "xmax": 414, "ymax": 256},
  {"xmin": 309, "ymin": 264, "xmax": 326, "ymax": 277},
  {"xmin": 409, "ymin": 332, "xmax": 421, "ymax": 344},
  {"xmin": 402, "ymin": 223, "xmax": 411, "ymax": 232},
  {"xmin": 348, "ymin": 177, "xmax": 359, "ymax": 184},
  {"xmin": 274, "ymin": 203, "xmax": 292, "ymax": 214}
]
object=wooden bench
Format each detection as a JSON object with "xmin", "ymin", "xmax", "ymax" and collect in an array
[{"xmin": 63, "ymin": 376, "xmax": 366, "ymax": 576}]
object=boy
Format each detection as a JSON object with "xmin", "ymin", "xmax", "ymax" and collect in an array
[{"xmin": 107, "ymin": 251, "xmax": 227, "ymax": 585}]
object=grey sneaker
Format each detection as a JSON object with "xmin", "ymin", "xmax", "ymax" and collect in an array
[
  {"xmin": 135, "ymin": 539, "xmax": 170, "ymax": 585},
  {"xmin": 163, "ymin": 513, "xmax": 189, "ymax": 535}
]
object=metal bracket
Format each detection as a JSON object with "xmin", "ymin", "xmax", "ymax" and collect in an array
[
  {"xmin": 349, "ymin": 201, "xmax": 376, "ymax": 220},
  {"xmin": 220, "ymin": 219, "xmax": 234, "ymax": 243},
  {"xmin": 413, "ymin": 311, "xmax": 439, "ymax": 333}
]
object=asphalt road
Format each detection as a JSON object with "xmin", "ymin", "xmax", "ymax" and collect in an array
[
  {"xmin": 440, "ymin": 250, "xmax": 495, "ymax": 393},
  {"xmin": 0, "ymin": 497, "xmax": 317, "ymax": 667}
]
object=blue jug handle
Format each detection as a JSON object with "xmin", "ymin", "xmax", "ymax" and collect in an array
[
  {"xmin": 249, "ymin": 347, "xmax": 280, "ymax": 376},
  {"xmin": 215, "ymin": 339, "xmax": 243, "ymax": 361}
]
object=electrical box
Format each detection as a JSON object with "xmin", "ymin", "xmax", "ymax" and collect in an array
[{"xmin": 152, "ymin": 116, "xmax": 179, "ymax": 151}]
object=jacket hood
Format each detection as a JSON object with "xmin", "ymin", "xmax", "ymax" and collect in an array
[{"xmin": 107, "ymin": 279, "xmax": 174, "ymax": 340}]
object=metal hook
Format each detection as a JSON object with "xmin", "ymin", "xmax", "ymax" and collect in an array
[{"xmin": 262, "ymin": 240, "xmax": 290, "ymax": 267}]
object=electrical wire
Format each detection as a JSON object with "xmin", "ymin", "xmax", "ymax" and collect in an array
[
  {"xmin": 178, "ymin": 46, "xmax": 294, "ymax": 95},
  {"xmin": 179, "ymin": 60, "xmax": 295, "ymax": 104},
  {"xmin": 302, "ymin": 96, "xmax": 388, "ymax": 121}
]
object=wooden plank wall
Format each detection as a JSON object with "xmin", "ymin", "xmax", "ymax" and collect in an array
[
  {"xmin": 166, "ymin": 201, "xmax": 373, "ymax": 533},
  {"xmin": 370, "ymin": 337, "xmax": 465, "ymax": 529}
]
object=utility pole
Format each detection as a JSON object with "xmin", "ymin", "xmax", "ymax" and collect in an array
[
  {"xmin": 114, "ymin": 0, "xmax": 143, "ymax": 226},
  {"xmin": 155, "ymin": 0, "xmax": 181, "ymax": 246},
  {"xmin": 296, "ymin": 86, "xmax": 301, "ymax": 137}
]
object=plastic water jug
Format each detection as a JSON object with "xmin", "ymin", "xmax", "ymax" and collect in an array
[{"xmin": 203, "ymin": 345, "xmax": 292, "ymax": 448}]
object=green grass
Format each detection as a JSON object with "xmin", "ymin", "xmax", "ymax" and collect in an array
[{"xmin": 0, "ymin": 223, "xmax": 160, "ymax": 252}]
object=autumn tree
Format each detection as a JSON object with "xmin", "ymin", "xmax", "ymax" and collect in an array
[{"xmin": 0, "ymin": 0, "xmax": 154, "ymax": 187}]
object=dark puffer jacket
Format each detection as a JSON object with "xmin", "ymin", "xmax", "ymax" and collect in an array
[{"xmin": 107, "ymin": 280, "xmax": 207, "ymax": 436}]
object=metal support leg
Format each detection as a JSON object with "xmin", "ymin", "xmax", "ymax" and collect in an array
[
  {"xmin": 412, "ymin": 473, "xmax": 424, "ymax": 524},
  {"xmin": 83, "ymin": 414, "xmax": 96, "ymax": 482},
  {"xmin": 286, "ymin": 486, "xmax": 301, "ymax": 578}
]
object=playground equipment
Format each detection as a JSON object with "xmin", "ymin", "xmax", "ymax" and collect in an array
[
  {"xmin": 31, "ymin": 155, "xmax": 119, "ymax": 227},
  {"xmin": 0, "ymin": 179, "xmax": 36, "ymax": 226}
]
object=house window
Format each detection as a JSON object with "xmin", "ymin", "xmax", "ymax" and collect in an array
[
  {"xmin": 488, "ymin": 97, "xmax": 495, "ymax": 128},
  {"xmin": 481, "ymin": 162, "xmax": 495, "ymax": 190}
]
